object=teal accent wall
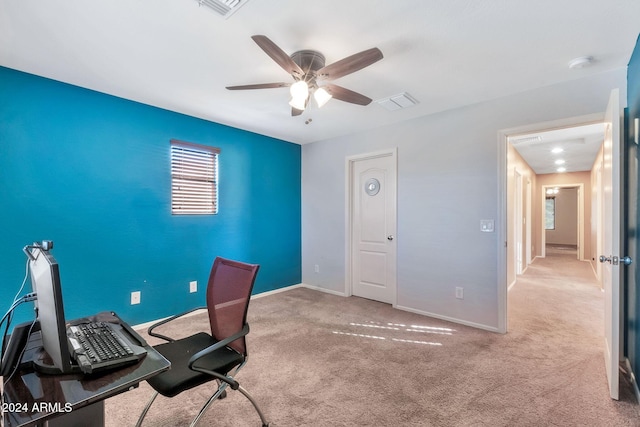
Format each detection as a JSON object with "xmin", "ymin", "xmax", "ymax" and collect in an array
[
  {"xmin": 0, "ymin": 66, "xmax": 301, "ymax": 326},
  {"xmin": 626, "ymin": 34, "xmax": 640, "ymax": 384}
]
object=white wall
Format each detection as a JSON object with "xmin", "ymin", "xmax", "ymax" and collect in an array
[{"xmin": 302, "ymin": 68, "xmax": 626, "ymax": 331}]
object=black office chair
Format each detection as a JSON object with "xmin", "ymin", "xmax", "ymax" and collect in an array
[{"xmin": 136, "ymin": 257, "xmax": 269, "ymax": 427}]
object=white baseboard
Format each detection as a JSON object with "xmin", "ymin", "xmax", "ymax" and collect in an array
[
  {"xmin": 394, "ymin": 304, "xmax": 500, "ymax": 333},
  {"xmin": 299, "ymin": 283, "xmax": 347, "ymax": 297},
  {"xmin": 133, "ymin": 310, "xmax": 204, "ymax": 331},
  {"xmin": 250, "ymin": 283, "xmax": 305, "ymax": 299}
]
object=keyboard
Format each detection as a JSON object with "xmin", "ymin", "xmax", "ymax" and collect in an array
[{"xmin": 67, "ymin": 321, "xmax": 145, "ymax": 374}]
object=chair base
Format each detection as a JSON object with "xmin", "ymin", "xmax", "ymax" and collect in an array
[{"xmin": 136, "ymin": 383, "xmax": 269, "ymax": 427}]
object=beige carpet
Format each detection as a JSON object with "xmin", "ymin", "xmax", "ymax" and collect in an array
[{"xmin": 106, "ymin": 252, "xmax": 640, "ymax": 426}]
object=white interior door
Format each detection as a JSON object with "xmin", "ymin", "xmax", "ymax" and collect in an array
[
  {"xmin": 350, "ymin": 151, "xmax": 397, "ymax": 304},
  {"xmin": 601, "ymin": 88, "xmax": 622, "ymax": 400}
]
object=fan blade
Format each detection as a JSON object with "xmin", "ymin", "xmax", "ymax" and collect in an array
[
  {"xmin": 317, "ymin": 47, "xmax": 383, "ymax": 81},
  {"xmin": 325, "ymin": 84, "xmax": 372, "ymax": 106},
  {"xmin": 226, "ymin": 82, "xmax": 290, "ymax": 90},
  {"xmin": 251, "ymin": 35, "xmax": 304, "ymax": 77}
]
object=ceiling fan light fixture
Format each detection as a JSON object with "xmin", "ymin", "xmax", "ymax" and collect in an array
[
  {"xmin": 290, "ymin": 81, "xmax": 309, "ymax": 100},
  {"xmin": 227, "ymin": 35, "xmax": 383, "ymax": 116},
  {"xmin": 289, "ymin": 96, "xmax": 307, "ymax": 111},
  {"xmin": 314, "ymin": 87, "xmax": 332, "ymax": 108}
]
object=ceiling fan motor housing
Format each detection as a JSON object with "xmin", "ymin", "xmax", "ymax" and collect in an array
[{"xmin": 290, "ymin": 50, "xmax": 326, "ymax": 76}]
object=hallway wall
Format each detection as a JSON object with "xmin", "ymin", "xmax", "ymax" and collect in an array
[{"xmin": 507, "ymin": 144, "xmax": 536, "ymax": 287}]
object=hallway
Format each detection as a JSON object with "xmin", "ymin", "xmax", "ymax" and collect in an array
[{"xmin": 508, "ymin": 247, "xmax": 639, "ymax": 420}]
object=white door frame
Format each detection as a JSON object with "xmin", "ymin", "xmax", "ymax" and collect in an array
[
  {"xmin": 540, "ymin": 183, "xmax": 585, "ymax": 261},
  {"xmin": 514, "ymin": 169, "xmax": 524, "ymax": 275},
  {"xmin": 345, "ymin": 147, "xmax": 398, "ymax": 305},
  {"xmin": 498, "ymin": 112, "xmax": 604, "ymax": 333},
  {"xmin": 526, "ymin": 179, "xmax": 532, "ymax": 267}
]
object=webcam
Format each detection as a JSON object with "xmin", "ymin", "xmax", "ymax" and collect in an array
[{"xmin": 23, "ymin": 240, "xmax": 54, "ymax": 261}]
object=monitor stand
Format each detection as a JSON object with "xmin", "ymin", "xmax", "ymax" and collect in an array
[{"xmin": 21, "ymin": 329, "xmax": 82, "ymax": 375}]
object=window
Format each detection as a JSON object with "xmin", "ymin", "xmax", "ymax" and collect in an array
[
  {"xmin": 545, "ymin": 197, "xmax": 555, "ymax": 230},
  {"xmin": 170, "ymin": 139, "xmax": 219, "ymax": 215}
]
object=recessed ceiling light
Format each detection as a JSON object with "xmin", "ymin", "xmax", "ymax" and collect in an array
[
  {"xmin": 551, "ymin": 147, "xmax": 564, "ymax": 154},
  {"xmin": 555, "ymin": 159, "xmax": 565, "ymax": 165},
  {"xmin": 557, "ymin": 167, "xmax": 567, "ymax": 172},
  {"xmin": 568, "ymin": 56, "xmax": 594, "ymax": 69}
]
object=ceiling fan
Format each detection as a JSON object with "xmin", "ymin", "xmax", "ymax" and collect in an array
[{"xmin": 226, "ymin": 35, "xmax": 383, "ymax": 116}]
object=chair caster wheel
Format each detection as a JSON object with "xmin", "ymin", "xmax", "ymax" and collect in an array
[{"xmin": 218, "ymin": 390, "xmax": 227, "ymax": 399}]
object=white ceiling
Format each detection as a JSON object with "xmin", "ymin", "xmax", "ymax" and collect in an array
[
  {"xmin": 1, "ymin": 0, "xmax": 639, "ymax": 151},
  {"xmin": 510, "ymin": 123, "xmax": 605, "ymax": 174}
]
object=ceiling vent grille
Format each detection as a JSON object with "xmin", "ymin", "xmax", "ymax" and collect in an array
[
  {"xmin": 195, "ymin": 0, "xmax": 250, "ymax": 18},
  {"xmin": 376, "ymin": 92, "xmax": 418, "ymax": 111},
  {"xmin": 510, "ymin": 135, "xmax": 543, "ymax": 145}
]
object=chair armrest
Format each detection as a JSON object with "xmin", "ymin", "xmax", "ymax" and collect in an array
[
  {"xmin": 147, "ymin": 307, "xmax": 206, "ymax": 343},
  {"xmin": 188, "ymin": 323, "xmax": 250, "ymax": 390}
]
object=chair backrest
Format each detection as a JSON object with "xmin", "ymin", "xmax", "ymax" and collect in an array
[{"xmin": 206, "ymin": 257, "xmax": 259, "ymax": 355}]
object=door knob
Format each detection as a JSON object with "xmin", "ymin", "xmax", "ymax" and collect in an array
[
  {"xmin": 613, "ymin": 256, "xmax": 633, "ymax": 266},
  {"xmin": 600, "ymin": 255, "xmax": 633, "ymax": 265},
  {"xmin": 387, "ymin": 235, "xmax": 394, "ymax": 241},
  {"xmin": 599, "ymin": 255, "xmax": 611, "ymax": 264},
  {"xmin": 621, "ymin": 256, "xmax": 633, "ymax": 266}
]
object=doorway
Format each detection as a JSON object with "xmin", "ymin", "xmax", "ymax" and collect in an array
[
  {"xmin": 500, "ymin": 95, "xmax": 623, "ymax": 400},
  {"xmin": 498, "ymin": 112, "xmax": 606, "ymax": 333},
  {"xmin": 540, "ymin": 184, "xmax": 584, "ymax": 261}
]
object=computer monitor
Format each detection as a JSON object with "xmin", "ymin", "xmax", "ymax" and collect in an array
[{"xmin": 28, "ymin": 245, "xmax": 73, "ymax": 374}]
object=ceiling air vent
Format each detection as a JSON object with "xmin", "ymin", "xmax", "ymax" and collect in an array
[
  {"xmin": 376, "ymin": 92, "xmax": 418, "ymax": 111},
  {"xmin": 510, "ymin": 135, "xmax": 543, "ymax": 146},
  {"xmin": 195, "ymin": 0, "xmax": 250, "ymax": 18}
]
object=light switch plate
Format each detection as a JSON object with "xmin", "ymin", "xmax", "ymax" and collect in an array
[{"xmin": 480, "ymin": 219, "xmax": 494, "ymax": 233}]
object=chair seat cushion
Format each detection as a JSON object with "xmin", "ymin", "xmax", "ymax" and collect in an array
[{"xmin": 147, "ymin": 332, "xmax": 244, "ymax": 397}]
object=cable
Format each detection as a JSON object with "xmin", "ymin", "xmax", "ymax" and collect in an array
[
  {"xmin": 0, "ymin": 294, "xmax": 37, "ymax": 371},
  {"xmin": 0, "ymin": 294, "xmax": 37, "ymax": 340},
  {"xmin": 11, "ymin": 258, "xmax": 30, "ymax": 304},
  {"xmin": 2, "ymin": 259, "xmax": 31, "ymax": 356}
]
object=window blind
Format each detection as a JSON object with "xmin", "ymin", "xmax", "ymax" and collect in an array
[{"xmin": 170, "ymin": 139, "xmax": 219, "ymax": 215}]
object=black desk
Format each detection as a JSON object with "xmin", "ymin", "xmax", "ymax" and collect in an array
[{"xmin": 1, "ymin": 313, "xmax": 170, "ymax": 427}]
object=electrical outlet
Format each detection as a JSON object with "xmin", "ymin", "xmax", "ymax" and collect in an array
[
  {"xmin": 455, "ymin": 287, "xmax": 464, "ymax": 299},
  {"xmin": 131, "ymin": 291, "xmax": 141, "ymax": 305},
  {"xmin": 314, "ymin": 264, "xmax": 319, "ymax": 273},
  {"xmin": 190, "ymin": 280, "xmax": 197, "ymax": 293}
]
